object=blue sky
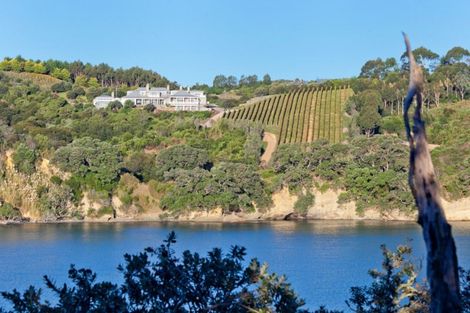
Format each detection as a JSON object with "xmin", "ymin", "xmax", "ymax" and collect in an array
[{"xmin": 0, "ymin": 0, "xmax": 469, "ymax": 86}]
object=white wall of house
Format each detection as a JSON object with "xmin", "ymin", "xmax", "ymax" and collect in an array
[{"xmin": 93, "ymin": 85, "xmax": 209, "ymax": 111}]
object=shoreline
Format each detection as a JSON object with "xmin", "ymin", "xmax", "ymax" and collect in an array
[{"xmin": 0, "ymin": 216, "xmax": 429, "ymax": 226}]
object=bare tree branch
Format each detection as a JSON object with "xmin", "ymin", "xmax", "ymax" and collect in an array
[{"xmin": 402, "ymin": 33, "xmax": 461, "ymax": 312}]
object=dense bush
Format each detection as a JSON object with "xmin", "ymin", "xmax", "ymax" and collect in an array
[
  {"xmin": 51, "ymin": 82, "xmax": 72, "ymax": 93},
  {"xmin": 66, "ymin": 86, "xmax": 86, "ymax": 99},
  {"xmin": 156, "ymin": 145, "xmax": 211, "ymax": 180},
  {"xmin": 38, "ymin": 184, "xmax": 74, "ymax": 219},
  {"xmin": 0, "ymin": 201, "xmax": 21, "ymax": 221},
  {"xmin": 428, "ymin": 103, "xmax": 470, "ymax": 199},
  {"xmin": 0, "ymin": 63, "xmax": 469, "ymax": 220},
  {"xmin": 294, "ymin": 191, "xmax": 315, "ymax": 214},
  {"xmin": 160, "ymin": 162, "xmax": 271, "ymax": 214},
  {"xmin": 272, "ymin": 136, "xmax": 414, "ymax": 214},
  {"xmin": 53, "ymin": 137, "xmax": 122, "ymax": 190},
  {"xmin": 12, "ymin": 143, "xmax": 37, "ymax": 175},
  {"xmin": 380, "ymin": 115, "xmax": 404, "ymax": 137}
]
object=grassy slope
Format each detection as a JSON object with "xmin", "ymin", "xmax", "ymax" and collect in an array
[{"xmin": 1, "ymin": 71, "xmax": 62, "ymax": 89}]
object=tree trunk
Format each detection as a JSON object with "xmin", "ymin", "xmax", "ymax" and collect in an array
[{"xmin": 402, "ymin": 33, "xmax": 461, "ymax": 312}]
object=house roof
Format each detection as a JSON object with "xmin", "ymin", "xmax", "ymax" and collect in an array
[
  {"xmin": 95, "ymin": 95, "xmax": 114, "ymax": 100},
  {"xmin": 171, "ymin": 91, "xmax": 197, "ymax": 97},
  {"xmin": 123, "ymin": 90, "xmax": 144, "ymax": 98}
]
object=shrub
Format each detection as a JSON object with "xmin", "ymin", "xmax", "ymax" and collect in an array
[
  {"xmin": 123, "ymin": 99, "xmax": 135, "ymax": 109},
  {"xmin": 96, "ymin": 206, "xmax": 114, "ymax": 218},
  {"xmin": 66, "ymin": 86, "xmax": 86, "ymax": 99},
  {"xmin": 294, "ymin": 191, "xmax": 315, "ymax": 214},
  {"xmin": 155, "ymin": 145, "xmax": 211, "ymax": 180},
  {"xmin": 144, "ymin": 103, "xmax": 155, "ymax": 112},
  {"xmin": 38, "ymin": 184, "xmax": 73, "ymax": 219},
  {"xmin": 51, "ymin": 82, "xmax": 72, "ymax": 93},
  {"xmin": 0, "ymin": 201, "xmax": 21, "ymax": 220},
  {"xmin": 12, "ymin": 143, "xmax": 37, "ymax": 175},
  {"xmin": 107, "ymin": 100, "xmax": 123, "ymax": 111},
  {"xmin": 381, "ymin": 115, "xmax": 404, "ymax": 137},
  {"xmin": 53, "ymin": 137, "xmax": 122, "ymax": 187},
  {"xmin": 0, "ymin": 232, "xmax": 308, "ymax": 312}
]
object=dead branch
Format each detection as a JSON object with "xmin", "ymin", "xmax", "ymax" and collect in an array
[{"xmin": 402, "ymin": 33, "xmax": 461, "ymax": 312}]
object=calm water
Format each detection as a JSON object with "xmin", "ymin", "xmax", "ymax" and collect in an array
[{"xmin": 1, "ymin": 221, "xmax": 470, "ymax": 310}]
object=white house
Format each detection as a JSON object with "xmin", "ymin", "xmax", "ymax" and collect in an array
[{"xmin": 93, "ymin": 84, "xmax": 209, "ymax": 111}]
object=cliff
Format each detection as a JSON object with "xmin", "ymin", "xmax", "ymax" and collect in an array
[{"xmin": 1, "ymin": 151, "xmax": 468, "ymax": 223}]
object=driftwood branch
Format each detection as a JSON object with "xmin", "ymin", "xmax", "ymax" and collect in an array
[{"xmin": 402, "ymin": 33, "xmax": 461, "ymax": 312}]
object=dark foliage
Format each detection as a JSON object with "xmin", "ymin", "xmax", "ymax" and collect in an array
[{"xmin": 0, "ymin": 232, "xmax": 308, "ymax": 313}]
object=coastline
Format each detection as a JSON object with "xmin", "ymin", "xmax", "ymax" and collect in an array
[
  {"xmin": 3, "ymin": 194, "xmax": 469, "ymax": 225},
  {"xmin": 1, "ymin": 216, "xmax": 423, "ymax": 226}
]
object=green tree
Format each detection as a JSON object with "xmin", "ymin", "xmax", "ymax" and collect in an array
[
  {"xmin": 0, "ymin": 201, "xmax": 21, "ymax": 221},
  {"xmin": 88, "ymin": 77, "xmax": 100, "ymax": 88},
  {"xmin": 32, "ymin": 62, "xmax": 47, "ymax": 74},
  {"xmin": 263, "ymin": 73, "xmax": 272, "ymax": 84},
  {"xmin": 51, "ymin": 82, "xmax": 72, "ymax": 93},
  {"xmin": 123, "ymin": 99, "xmax": 135, "ymax": 109},
  {"xmin": 123, "ymin": 151, "xmax": 156, "ymax": 182},
  {"xmin": 239, "ymin": 74, "xmax": 258, "ymax": 86},
  {"xmin": 144, "ymin": 103, "xmax": 155, "ymax": 112},
  {"xmin": 381, "ymin": 115, "xmax": 404, "ymax": 137},
  {"xmin": 442, "ymin": 46, "xmax": 470, "ymax": 65},
  {"xmin": 346, "ymin": 244, "xmax": 429, "ymax": 313},
  {"xmin": 38, "ymin": 184, "xmax": 73, "ymax": 218},
  {"xmin": 227, "ymin": 75, "xmax": 238, "ymax": 88},
  {"xmin": 294, "ymin": 191, "xmax": 315, "ymax": 214},
  {"xmin": 356, "ymin": 90, "xmax": 382, "ymax": 136},
  {"xmin": 213, "ymin": 74, "xmax": 228, "ymax": 88},
  {"xmin": 107, "ymin": 100, "xmax": 123, "ymax": 111},
  {"xmin": 243, "ymin": 128, "xmax": 263, "ymax": 165},
  {"xmin": 52, "ymin": 68, "xmax": 71, "ymax": 80},
  {"xmin": 9, "ymin": 58, "xmax": 24, "ymax": 72},
  {"xmin": 74, "ymin": 75, "xmax": 88, "ymax": 87},
  {"xmin": 359, "ymin": 58, "xmax": 397, "ymax": 79},
  {"xmin": 12, "ymin": 143, "xmax": 37, "ymax": 175},
  {"xmin": 0, "ymin": 58, "xmax": 12, "ymax": 71},
  {"xmin": 66, "ymin": 86, "xmax": 86, "ymax": 99},
  {"xmin": 454, "ymin": 66, "xmax": 470, "ymax": 100},
  {"xmin": 401, "ymin": 46, "xmax": 439, "ymax": 72},
  {"xmin": 156, "ymin": 145, "xmax": 211, "ymax": 180},
  {"xmin": 53, "ymin": 137, "xmax": 122, "ymax": 187},
  {"xmin": 23, "ymin": 60, "xmax": 35, "ymax": 72}
]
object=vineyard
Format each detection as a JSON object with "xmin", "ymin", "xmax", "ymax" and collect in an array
[{"xmin": 223, "ymin": 86, "xmax": 353, "ymax": 144}]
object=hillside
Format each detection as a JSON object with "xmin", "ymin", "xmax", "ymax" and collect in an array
[
  {"xmin": 0, "ymin": 69, "xmax": 469, "ymax": 223},
  {"xmin": 1, "ymin": 71, "xmax": 62, "ymax": 88},
  {"xmin": 223, "ymin": 86, "xmax": 353, "ymax": 144}
]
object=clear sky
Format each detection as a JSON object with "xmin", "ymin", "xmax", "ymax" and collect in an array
[{"xmin": 0, "ymin": 0, "xmax": 469, "ymax": 86}]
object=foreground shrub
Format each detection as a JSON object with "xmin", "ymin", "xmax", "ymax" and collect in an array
[{"xmin": 0, "ymin": 232, "xmax": 308, "ymax": 313}]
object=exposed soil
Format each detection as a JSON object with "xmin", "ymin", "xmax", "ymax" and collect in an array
[{"xmin": 260, "ymin": 132, "xmax": 277, "ymax": 166}]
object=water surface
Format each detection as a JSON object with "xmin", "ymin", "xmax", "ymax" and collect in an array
[{"xmin": 1, "ymin": 221, "xmax": 470, "ymax": 310}]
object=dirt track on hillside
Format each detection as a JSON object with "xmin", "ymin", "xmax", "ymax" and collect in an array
[
  {"xmin": 260, "ymin": 132, "xmax": 277, "ymax": 166},
  {"xmin": 202, "ymin": 109, "xmax": 224, "ymax": 128}
]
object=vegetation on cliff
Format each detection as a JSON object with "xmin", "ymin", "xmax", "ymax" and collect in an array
[{"xmin": 0, "ymin": 45, "xmax": 468, "ymax": 221}]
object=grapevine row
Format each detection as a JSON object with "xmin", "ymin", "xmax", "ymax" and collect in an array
[{"xmin": 223, "ymin": 86, "xmax": 351, "ymax": 144}]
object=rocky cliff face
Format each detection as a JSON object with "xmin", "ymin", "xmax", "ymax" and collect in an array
[
  {"xmin": 1, "ymin": 151, "xmax": 468, "ymax": 223},
  {"xmin": 0, "ymin": 151, "xmax": 47, "ymax": 220}
]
